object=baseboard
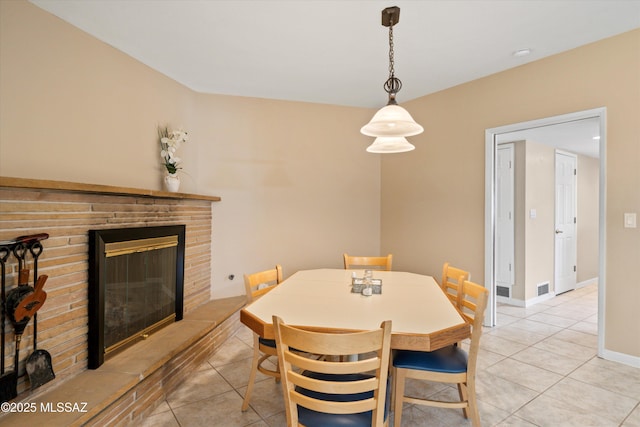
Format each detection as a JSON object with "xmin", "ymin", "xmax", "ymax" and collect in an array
[
  {"xmin": 577, "ymin": 277, "xmax": 598, "ymax": 288},
  {"xmin": 496, "ymin": 292, "xmax": 556, "ymax": 308},
  {"xmin": 524, "ymin": 292, "xmax": 556, "ymax": 307},
  {"xmin": 496, "ymin": 295, "xmax": 524, "ymax": 307},
  {"xmin": 600, "ymin": 348, "xmax": 640, "ymax": 369}
]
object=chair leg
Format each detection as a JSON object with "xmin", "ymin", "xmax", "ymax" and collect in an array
[
  {"xmin": 393, "ymin": 368, "xmax": 406, "ymax": 427},
  {"xmin": 241, "ymin": 337, "xmax": 261, "ymax": 411},
  {"xmin": 458, "ymin": 382, "xmax": 469, "ymax": 419},
  {"xmin": 390, "ymin": 366, "xmax": 396, "ymax": 411},
  {"xmin": 274, "ymin": 357, "xmax": 281, "ymax": 383},
  {"xmin": 466, "ymin": 380, "xmax": 481, "ymax": 427}
]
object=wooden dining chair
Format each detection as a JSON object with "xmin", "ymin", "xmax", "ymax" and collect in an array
[
  {"xmin": 392, "ymin": 280, "xmax": 489, "ymax": 427},
  {"xmin": 343, "ymin": 253, "xmax": 393, "ymax": 271},
  {"xmin": 241, "ymin": 265, "xmax": 283, "ymax": 411},
  {"xmin": 441, "ymin": 262, "xmax": 470, "ymax": 307},
  {"xmin": 273, "ymin": 315, "xmax": 392, "ymax": 427}
]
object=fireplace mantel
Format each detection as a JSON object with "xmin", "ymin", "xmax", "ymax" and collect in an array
[{"xmin": 0, "ymin": 176, "xmax": 221, "ymax": 202}]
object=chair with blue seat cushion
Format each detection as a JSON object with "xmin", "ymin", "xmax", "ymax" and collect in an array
[
  {"xmin": 273, "ymin": 315, "xmax": 392, "ymax": 427},
  {"xmin": 241, "ymin": 265, "xmax": 283, "ymax": 411},
  {"xmin": 392, "ymin": 279, "xmax": 488, "ymax": 427}
]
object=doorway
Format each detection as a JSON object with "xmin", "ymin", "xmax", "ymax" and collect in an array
[{"xmin": 484, "ymin": 108, "xmax": 606, "ymax": 358}]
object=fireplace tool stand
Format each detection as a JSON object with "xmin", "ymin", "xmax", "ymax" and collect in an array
[{"xmin": 0, "ymin": 233, "xmax": 54, "ymax": 403}]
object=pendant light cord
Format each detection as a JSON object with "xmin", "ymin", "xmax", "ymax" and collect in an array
[
  {"xmin": 388, "ymin": 21, "xmax": 395, "ymax": 78},
  {"xmin": 384, "ymin": 17, "xmax": 402, "ymax": 105}
]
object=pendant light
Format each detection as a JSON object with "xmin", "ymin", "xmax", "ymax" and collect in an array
[
  {"xmin": 366, "ymin": 137, "xmax": 415, "ymax": 153},
  {"xmin": 361, "ymin": 6, "xmax": 423, "ymax": 153}
]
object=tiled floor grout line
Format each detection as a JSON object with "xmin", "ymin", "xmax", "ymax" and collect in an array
[{"xmin": 622, "ymin": 402, "xmax": 640, "ymax": 425}]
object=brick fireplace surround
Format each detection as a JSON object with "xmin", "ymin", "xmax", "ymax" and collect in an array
[{"xmin": 0, "ymin": 177, "xmax": 246, "ymax": 425}]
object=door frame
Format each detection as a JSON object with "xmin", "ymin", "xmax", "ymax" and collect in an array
[{"xmin": 484, "ymin": 107, "xmax": 606, "ymax": 358}]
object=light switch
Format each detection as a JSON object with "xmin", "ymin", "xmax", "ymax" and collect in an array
[
  {"xmin": 530, "ymin": 209, "xmax": 537, "ymax": 219},
  {"xmin": 624, "ymin": 213, "xmax": 637, "ymax": 228}
]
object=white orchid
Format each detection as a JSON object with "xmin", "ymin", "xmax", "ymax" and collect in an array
[{"xmin": 158, "ymin": 126, "xmax": 189, "ymax": 174}]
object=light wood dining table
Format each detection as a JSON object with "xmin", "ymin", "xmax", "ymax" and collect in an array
[{"xmin": 240, "ymin": 269, "xmax": 470, "ymax": 351}]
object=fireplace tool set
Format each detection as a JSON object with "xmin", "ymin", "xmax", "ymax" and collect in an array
[{"xmin": 0, "ymin": 233, "xmax": 55, "ymax": 403}]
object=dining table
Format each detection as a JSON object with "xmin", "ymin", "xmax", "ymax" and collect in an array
[{"xmin": 240, "ymin": 268, "xmax": 470, "ymax": 351}]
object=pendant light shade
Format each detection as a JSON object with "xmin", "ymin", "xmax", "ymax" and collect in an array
[
  {"xmin": 361, "ymin": 104, "xmax": 424, "ymax": 137},
  {"xmin": 361, "ymin": 6, "xmax": 423, "ymax": 153},
  {"xmin": 366, "ymin": 136, "xmax": 415, "ymax": 153}
]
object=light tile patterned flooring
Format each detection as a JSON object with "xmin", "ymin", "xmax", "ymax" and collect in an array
[{"xmin": 142, "ymin": 283, "xmax": 640, "ymax": 426}]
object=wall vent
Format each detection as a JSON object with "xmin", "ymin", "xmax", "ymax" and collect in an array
[
  {"xmin": 537, "ymin": 282, "xmax": 550, "ymax": 296},
  {"xmin": 497, "ymin": 285, "xmax": 511, "ymax": 298}
]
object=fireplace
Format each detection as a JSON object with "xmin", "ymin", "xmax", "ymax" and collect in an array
[{"xmin": 88, "ymin": 225, "xmax": 185, "ymax": 369}]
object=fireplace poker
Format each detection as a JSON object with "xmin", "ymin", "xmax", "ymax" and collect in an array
[
  {"xmin": 11, "ymin": 242, "xmax": 27, "ymax": 286},
  {"xmin": 28, "ymin": 240, "xmax": 43, "ymax": 354},
  {"xmin": 0, "ymin": 241, "xmax": 17, "ymax": 402},
  {"xmin": 0, "ymin": 244, "xmax": 10, "ymax": 374}
]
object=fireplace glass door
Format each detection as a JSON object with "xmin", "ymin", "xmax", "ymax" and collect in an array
[
  {"xmin": 104, "ymin": 236, "xmax": 177, "ymax": 353},
  {"xmin": 89, "ymin": 225, "xmax": 185, "ymax": 369}
]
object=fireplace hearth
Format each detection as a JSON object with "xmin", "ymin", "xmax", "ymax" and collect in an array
[{"xmin": 88, "ymin": 225, "xmax": 185, "ymax": 369}]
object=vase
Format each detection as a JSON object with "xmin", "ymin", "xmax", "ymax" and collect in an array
[{"xmin": 164, "ymin": 173, "xmax": 180, "ymax": 192}]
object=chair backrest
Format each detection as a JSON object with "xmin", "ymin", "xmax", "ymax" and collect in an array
[
  {"xmin": 441, "ymin": 262, "xmax": 470, "ymax": 307},
  {"xmin": 273, "ymin": 316, "xmax": 392, "ymax": 427},
  {"xmin": 459, "ymin": 280, "xmax": 489, "ymax": 376},
  {"xmin": 244, "ymin": 265, "xmax": 283, "ymax": 303},
  {"xmin": 343, "ymin": 253, "xmax": 393, "ymax": 271}
]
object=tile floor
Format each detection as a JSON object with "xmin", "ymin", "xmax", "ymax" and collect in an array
[{"xmin": 141, "ymin": 283, "xmax": 640, "ymax": 426}]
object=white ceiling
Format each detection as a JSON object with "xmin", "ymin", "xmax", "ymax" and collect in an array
[
  {"xmin": 29, "ymin": 0, "xmax": 638, "ymax": 157},
  {"xmin": 29, "ymin": 0, "xmax": 640, "ymax": 108}
]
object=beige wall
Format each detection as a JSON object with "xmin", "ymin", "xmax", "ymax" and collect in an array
[
  {"xmin": 577, "ymin": 155, "xmax": 600, "ymax": 283},
  {"xmin": 523, "ymin": 141, "xmax": 556, "ymax": 300},
  {"xmin": 501, "ymin": 140, "xmax": 556, "ymax": 303},
  {"xmin": 0, "ymin": 0, "xmax": 381, "ymax": 299},
  {"xmin": 0, "ymin": 1, "xmax": 192, "ymax": 189},
  {"xmin": 513, "ymin": 142, "xmax": 525, "ymax": 300},
  {"xmin": 382, "ymin": 29, "xmax": 640, "ymax": 357},
  {"xmin": 192, "ymin": 93, "xmax": 382, "ymax": 296},
  {"xmin": 1, "ymin": 1, "xmax": 638, "ymax": 358}
]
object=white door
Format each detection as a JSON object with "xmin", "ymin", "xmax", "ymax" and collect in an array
[
  {"xmin": 496, "ymin": 144, "xmax": 515, "ymax": 293},
  {"xmin": 555, "ymin": 151, "xmax": 577, "ymax": 294}
]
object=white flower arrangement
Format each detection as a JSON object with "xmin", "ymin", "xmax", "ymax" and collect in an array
[{"xmin": 158, "ymin": 126, "xmax": 189, "ymax": 174}]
